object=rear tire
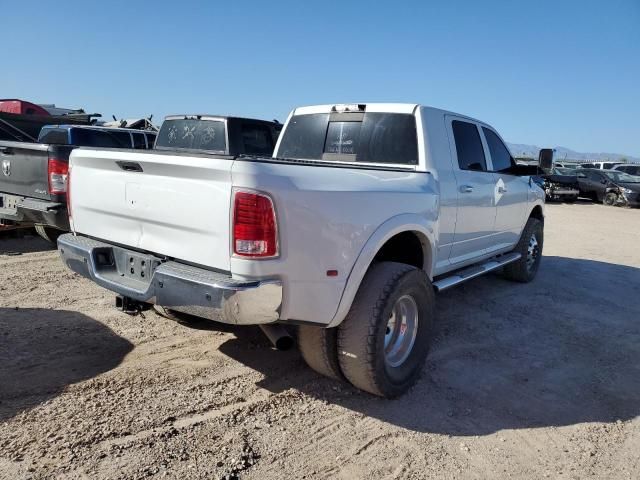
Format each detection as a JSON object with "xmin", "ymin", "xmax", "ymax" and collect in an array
[
  {"xmin": 35, "ymin": 225, "xmax": 63, "ymax": 244},
  {"xmin": 502, "ymin": 217, "xmax": 543, "ymax": 283},
  {"xmin": 298, "ymin": 325, "xmax": 344, "ymax": 381},
  {"xmin": 337, "ymin": 262, "xmax": 435, "ymax": 398}
]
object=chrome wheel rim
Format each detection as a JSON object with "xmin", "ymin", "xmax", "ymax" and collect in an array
[
  {"xmin": 526, "ymin": 234, "xmax": 540, "ymax": 272},
  {"xmin": 384, "ymin": 295, "xmax": 419, "ymax": 368}
]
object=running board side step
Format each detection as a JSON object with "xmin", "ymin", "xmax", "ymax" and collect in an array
[{"xmin": 433, "ymin": 252, "xmax": 521, "ymax": 292}]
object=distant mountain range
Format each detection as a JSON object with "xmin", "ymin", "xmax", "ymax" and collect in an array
[{"xmin": 507, "ymin": 143, "xmax": 640, "ymax": 164}]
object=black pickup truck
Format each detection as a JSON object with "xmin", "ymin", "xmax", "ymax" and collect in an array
[{"xmin": 0, "ymin": 125, "xmax": 157, "ymax": 242}]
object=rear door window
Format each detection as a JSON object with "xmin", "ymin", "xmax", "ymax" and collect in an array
[
  {"xmin": 452, "ymin": 120, "xmax": 487, "ymax": 171},
  {"xmin": 482, "ymin": 127, "xmax": 514, "ymax": 172}
]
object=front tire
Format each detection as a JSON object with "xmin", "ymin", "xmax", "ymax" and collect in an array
[
  {"xmin": 502, "ymin": 217, "xmax": 543, "ymax": 283},
  {"xmin": 337, "ymin": 262, "xmax": 435, "ymax": 398},
  {"xmin": 603, "ymin": 192, "xmax": 618, "ymax": 206}
]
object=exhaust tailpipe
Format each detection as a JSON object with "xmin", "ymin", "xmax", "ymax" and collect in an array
[{"xmin": 259, "ymin": 324, "xmax": 294, "ymax": 351}]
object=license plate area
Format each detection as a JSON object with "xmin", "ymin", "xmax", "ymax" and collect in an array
[
  {"xmin": 119, "ymin": 251, "xmax": 160, "ymax": 282},
  {"xmin": 0, "ymin": 193, "xmax": 20, "ymax": 214},
  {"xmin": 92, "ymin": 246, "xmax": 161, "ymax": 287}
]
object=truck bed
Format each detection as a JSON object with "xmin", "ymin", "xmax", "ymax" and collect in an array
[{"xmin": 68, "ymin": 147, "xmax": 437, "ymax": 324}]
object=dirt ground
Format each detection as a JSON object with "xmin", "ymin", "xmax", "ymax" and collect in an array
[{"xmin": 1, "ymin": 202, "xmax": 639, "ymax": 480}]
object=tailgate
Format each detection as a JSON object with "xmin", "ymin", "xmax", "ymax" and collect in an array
[
  {"xmin": 70, "ymin": 148, "xmax": 234, "ymax": 271},
  {"xmin": 0, "ymin": 141, "xmax": 51, "ymax": 200}
]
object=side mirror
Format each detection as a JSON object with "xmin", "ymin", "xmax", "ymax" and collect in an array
[{"xmin": 538, "ymin": 148, "xmax": 554, "ymax": 170}]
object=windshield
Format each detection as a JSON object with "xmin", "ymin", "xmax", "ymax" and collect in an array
[
  {"xmin": 603, "ymin": 170, "xmax": 640, "ymax": 183},
  {"xmin": 156, "ymin": 118, "xmax": 226, "ymax": 152},
  {"xmin": 277, "ymin": 112, "xmax": 418, "ymax": 165}
]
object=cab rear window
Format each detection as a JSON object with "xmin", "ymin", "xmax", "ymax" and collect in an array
[
  {"xmin": 278, "ymin": 113, "xmax": 418, "ymax": 165},
  {"xmin": 72, "ymin": 129, "xmax": 131, "ymax": 148},
  {"xmin": 156, "ymin": 119, "xmax": 226, "ymax": 152}
]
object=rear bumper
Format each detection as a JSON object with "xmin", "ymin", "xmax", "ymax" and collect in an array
[
  {"xmin": 57, "ymin": 234, "xmax": 282, "ymax": 325},
  {"xmin": 0, "ymin": 194, "xmax": 69, "ymax": 230}
]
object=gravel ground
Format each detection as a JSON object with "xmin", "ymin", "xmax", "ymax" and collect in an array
[{"xmin": 1, "ymin": 202, "xmax": 639, "ymax": 480}]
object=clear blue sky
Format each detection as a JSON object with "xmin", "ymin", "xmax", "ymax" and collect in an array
[{"xmin": 2, "ymin": 0, "xmax": 639, "ymax": 156}]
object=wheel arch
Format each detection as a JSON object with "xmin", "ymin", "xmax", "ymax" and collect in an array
[
  {"xmin": 529, "ymin": 204, "xmax": 544, "ymax": 222},
  {"xmin": 327, "ymin": 214, "xmax": 435, "ymax": 328}
]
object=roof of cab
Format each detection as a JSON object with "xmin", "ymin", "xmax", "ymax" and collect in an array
[
  {"xmin": 291, "ymin": 103, "xmax": 485, "ymax": 125},
  {"xmin": 163, "ymin": 115, "xmax": 279, "ymax": 125},
  {"xmin": 42, "ymin": 124, "xmax": 155, "ymax": 134}
]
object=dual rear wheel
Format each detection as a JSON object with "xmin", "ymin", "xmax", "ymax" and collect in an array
[{"xmin": 298, "ymin": 262, "xmax": 435, "ymax": 398}]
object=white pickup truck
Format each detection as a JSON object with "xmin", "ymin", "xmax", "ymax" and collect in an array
[{"xmin": 58, "ymin": 104, "xmax": 546, "ymax": 397}]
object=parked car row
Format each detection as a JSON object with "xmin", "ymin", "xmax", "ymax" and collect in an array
[
  {"xmin": 554, "ymin": 160, "xmax": 640, "ymax": 174},
  {"xmin": 536, "ymin": 164, "xmax": 640, "ymax": 207}
]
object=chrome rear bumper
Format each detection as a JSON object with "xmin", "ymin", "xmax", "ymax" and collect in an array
[{"xmin": 57, "ymin": 234, "xmax": 282, "ymax": 324}]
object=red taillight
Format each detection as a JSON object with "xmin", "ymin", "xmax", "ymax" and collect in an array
[
  {"xmin": 233, "ymin": 190, "xmax": 278, "ymax": 258},
  {"xmin": 66, "ymin": 164, "xmax": 72, "ymax": 221},
  {"xmin": 48, "ymin": 158, "xmax": 68, "ymax": 195}
]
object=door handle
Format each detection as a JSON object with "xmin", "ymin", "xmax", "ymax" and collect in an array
[
  {"xmin": 459, "ymin": 185, "xmax": 474, "ymax": 193},
  {"xmin": 0, "ymin": 147, "xmax": 13, "ymax": 155},
  {"xmin": 116, "ymin": 161, "xmax": 143, "ymax": 172},
  {"xmin": 498, "ymin": 186, "xmax": 508, "ymax": 194}
]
